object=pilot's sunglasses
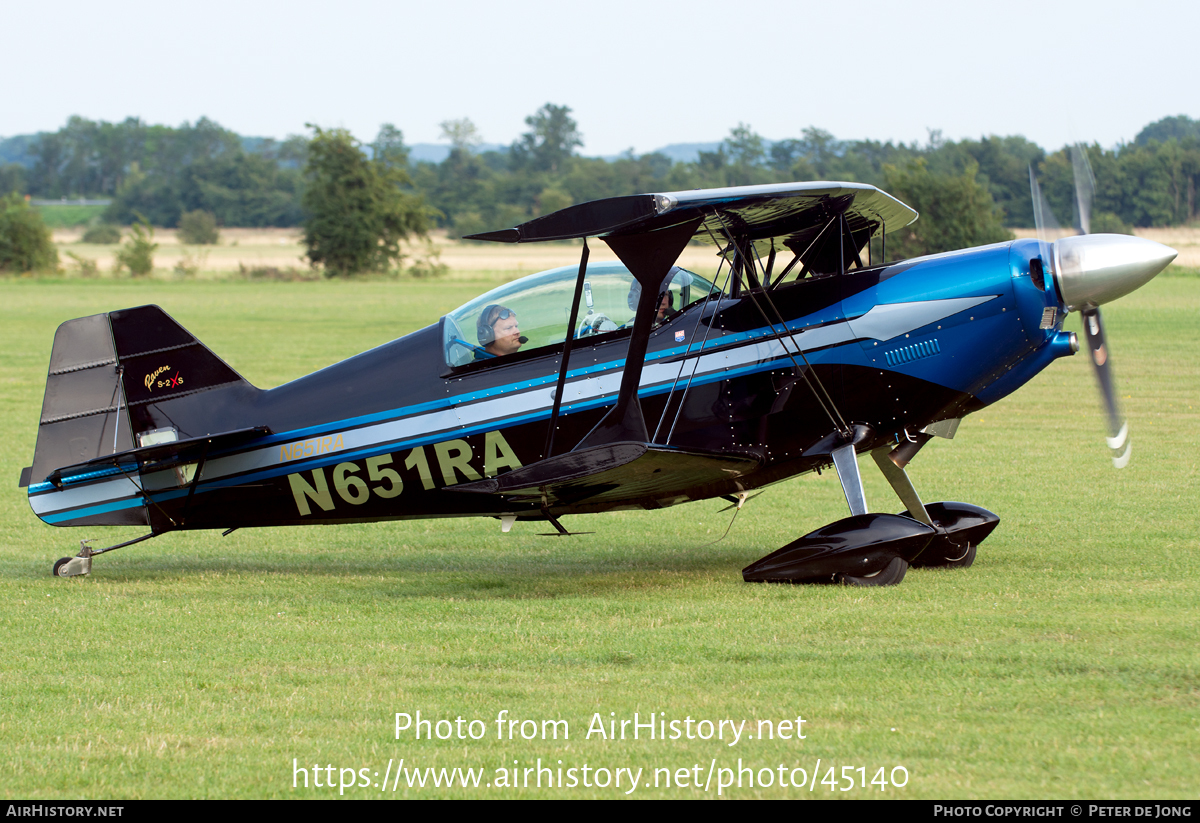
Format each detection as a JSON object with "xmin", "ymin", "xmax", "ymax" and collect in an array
[{"xmin": 488, "ymin": 309, "xmax": 515, "ymax": 324}]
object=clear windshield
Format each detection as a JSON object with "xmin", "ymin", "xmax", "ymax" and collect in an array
[{"xmin": 444, "ymin": 261, "xmax": 719, "ymax": 367}]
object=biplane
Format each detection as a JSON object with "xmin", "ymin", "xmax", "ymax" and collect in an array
[{"xmin": 22, "ymin": 181, "xmax": 1176, "ymax": 585}]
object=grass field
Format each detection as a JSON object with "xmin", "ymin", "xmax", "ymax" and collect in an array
[
  {"xmin": 1, "ymin": 257, "xmax": 1197, "ymax": 798},
  {"xmin": 33, "ymin": 205, "xmax": 108, "ymax": 229}
]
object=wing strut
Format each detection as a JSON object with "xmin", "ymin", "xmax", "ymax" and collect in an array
[
  {"xmin": 572, "ymin": 217, "xmax": 703, "ymax": 451},
  {"xmin": 544, "ymin": 238, "xmax": 590, "ymax": 458},
  {"xmin": 765, "ymin": 213, "xmax": 837, "ymax": 289},
  {"xmin": 840, "ymin": 213, "xmax": 864, "ymax": 270}
]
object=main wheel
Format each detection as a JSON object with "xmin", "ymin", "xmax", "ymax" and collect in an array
[
  {"xmin": 837, "ymin": 556, "xmax": 908, "ymax": 587},
  {"xmin": 940, "ymin": 541, "xmax": 976, "ymax": 568},
  {"xmin": 912, "ymin": 540, "xmax": 976, "ymax": 569},
  {"xmin": 52, "ymin": 557, "xmax": 72, "ymax": 577}
]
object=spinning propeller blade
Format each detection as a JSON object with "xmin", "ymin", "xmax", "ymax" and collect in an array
[
  {"xmin": 1030, "ymin": 147, "xmax": 1176, "ymax": 468},
  {"xmin": 1067, "ymin": 145, "xmax": 1122, "ymax": 466},
  {"xmin": 1028, "ymin": 165, "xmax": 1059, "ymax": 266},
  {"xmin": 1070, "ymin": 144, "xmax": 1096, "ymax": 236},
  {"xmin": 1080, "ymin": 306, "xmax": 1130, "ymax": 467}
]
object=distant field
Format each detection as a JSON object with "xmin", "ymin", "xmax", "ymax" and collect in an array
[
  {"xmin": 48, "ymin": 227, "xmax": 730, "ymax": 281},
  {"xmin": 34, "ymin": 204, "xmax": 107, "ymax": 229},
  {"xmin": 52, "ymin": 227, "xmax": 315, "ymax": 278},
  {"xmin": 49, "ymin": 227, "xmax": 1200, "ymax": 280},
  {"xmin": 1011, "ymin": 227, "xmax": 1200, "ymax": 268},
  {"xmin": 1, "ymin": 254, "xmax": 1196, "ymax": 798}
]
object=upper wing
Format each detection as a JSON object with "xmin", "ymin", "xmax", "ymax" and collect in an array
[{"xmin": 465, "ymin": 181, "xmax": 917, "ymax": 271}]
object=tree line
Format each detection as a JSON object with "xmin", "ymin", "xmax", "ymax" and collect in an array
[
  {"xmin": 1, "ymin": 109, "xmax": 1198, "ymax": 275},
  {"xmin": 0, "ymin": 116, "xmax": 308, "ymax": 227},
  {"xmin": 416, "ymin": 110, "xmax": 1200, "ymax": 238}
]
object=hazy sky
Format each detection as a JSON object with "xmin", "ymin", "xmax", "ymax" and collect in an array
[{"xmin": 6, "ymin": 0, "xmax": 1195, "ymax": 154}]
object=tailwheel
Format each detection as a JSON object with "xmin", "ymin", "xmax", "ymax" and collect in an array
[
  {"xmin": 49, "ymin": 532, "xmax": 160, "ymax": 578},
  {"xmin": 52, "ymin": 550, "xmax": 92, "ymax": 577}
]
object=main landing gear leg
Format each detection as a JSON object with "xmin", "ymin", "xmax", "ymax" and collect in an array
[
  {"xmin": 52, "ymin": 532, "xmax": 161, "ymax": 577},
  {"xmin": 870, "ymin": 447, "xmax": 933, "ymax": 526},
  {"xmin": 869, "ymin": 445, "xmax": 999, "ymax": 569}
]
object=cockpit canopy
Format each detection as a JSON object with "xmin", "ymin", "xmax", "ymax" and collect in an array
[{"xmin": 443, "ymin": 261, "xmax": 719, "ymax": 368}]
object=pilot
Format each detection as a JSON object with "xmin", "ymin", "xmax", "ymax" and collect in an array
[
  {"xmin": 655, "ymin": 291, "xmax": 675, "ymax": 323},
  {"xmin": 476, "ymin": 304, "xmax": 523, "ymax": 359}
]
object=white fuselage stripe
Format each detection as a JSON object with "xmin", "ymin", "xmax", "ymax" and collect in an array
[{"xmin": 32, "ymin": 297, "xmax": 993, "ymax": 518}]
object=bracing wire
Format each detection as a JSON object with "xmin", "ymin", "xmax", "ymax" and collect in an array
[
  {"xmin": 712, "ymin": 215, "xmax": 850, "ymax": 434},
  {"xmin": 113, "ymin": 463, "xmax": 178, "ymax": 527},
  {"xmin": 663, "ymin": 259, "xmax": 735, "ymax": 445},
  {"xmin": 651, "ymin": 241, "xmax": 732, "ymax": 443},
  {"xmin": 769, "ymin": 215, "xmax": 838, "ymax": 288},
  {"xmin": 747, "ymin": 238, "xmax": 850, "ymax": 433},
  {"xmin": 108, "ymin": 366, "xmax": 124, "ymax": 454}
]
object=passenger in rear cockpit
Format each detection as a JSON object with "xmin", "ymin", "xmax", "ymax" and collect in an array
[
  {"xmin": 655, "ymin": 291, "xmax": 675, "ymax": 323},
  {"xmin": 627, "ymin": 268, "xmax": 686, "ymax": 327}
]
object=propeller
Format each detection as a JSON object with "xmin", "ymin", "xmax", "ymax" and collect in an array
[
  {"xmin": 1070, "ymin": 144, "xmax": 1096, "ymax": 235},
  {"xmin": 1030, "ymin": 145, "xmax": 1176, "ymax": 468},
  {"xmin": 1079, "ymin": 305, "xmax": 1130, "ymax": 467}
]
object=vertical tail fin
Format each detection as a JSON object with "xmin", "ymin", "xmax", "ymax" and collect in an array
[{"xmin": 27, "ymin": 305, "xmax": 253, "ymax": 487}]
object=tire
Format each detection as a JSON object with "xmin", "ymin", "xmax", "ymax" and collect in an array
[
  {"xmin": 912, "ymin": 539, "xmax": 976, "ymax": 569},
  {"xmin": 837, "ymin": 556, "xmax": 908, "ymax": 587},
  {"xmin": 52, "ymin": 557, "xmax": 72, "ymax": 577},
  {"xmin": 940, "ymin": 541, "xmax": 976, "ymax": 569}
]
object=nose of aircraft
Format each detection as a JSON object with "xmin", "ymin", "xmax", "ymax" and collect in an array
[{"xmin": 1054, "ymin": 234, "xmax": 1178, "ymax": 310}]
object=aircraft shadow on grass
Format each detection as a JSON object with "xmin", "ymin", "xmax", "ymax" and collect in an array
[{"xmin": 48, "ymin": 533, "xmax": 756, "ymax": 597}]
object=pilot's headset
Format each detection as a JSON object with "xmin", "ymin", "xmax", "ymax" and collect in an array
[
  {"xmin": 627, "ymin": 266, "xmax": 691, "ymax": 312},
  {"xmin": 477, "ymin": 304, "xmax": 504, "ymax": 345}
]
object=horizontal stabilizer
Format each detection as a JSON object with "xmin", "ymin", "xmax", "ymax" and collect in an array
[
  {"xmin": 451, "ymin": 441, "xmax": 759, "ymax": 507},
  {"xmin": 46, "ymin": 426, "xmax": 271, "ymax": 488}
]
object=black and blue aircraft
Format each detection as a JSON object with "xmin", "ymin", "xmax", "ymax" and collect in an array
[{"xmin": 22, "ymin": 182, "xmax": 1177, "ymax": 585}]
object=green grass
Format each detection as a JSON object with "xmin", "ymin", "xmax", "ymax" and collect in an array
[
  {"xmin": 1, "ymin": 278, "xmax": 1196, "ymax": 799},
  {"xmin": 1162, "ymin": 265, "xmax": 1200, "ymax": 278}
]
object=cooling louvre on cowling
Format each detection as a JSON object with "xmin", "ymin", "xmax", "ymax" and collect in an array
[{"xmin": 885, "ymin": 339, "xmax": 941, "ymax": 367}]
